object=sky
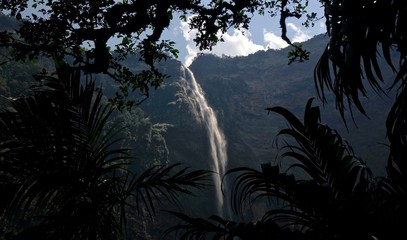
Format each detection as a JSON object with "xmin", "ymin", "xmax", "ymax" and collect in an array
[
  {"xmin": 161, "ymin": 2, "xmax": 326, "ymax": 66},
  {"xmin": 7, "ymin": 1, "xmax": 327, "ymax": 66}
]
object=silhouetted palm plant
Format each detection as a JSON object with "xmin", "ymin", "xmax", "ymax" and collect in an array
[
  {"xmin": 315, "ymin": 1, "xmax": 407, "ymax": 238},
  {"xmin": 314, "ymin": 2, "xmax": 407, "ymax": 210},
  {"xmin": 315, "ymin": 0, "xmax": 406, "ymax": 117},
  {"xmin": 166, "ymin": 98, "xmax": 373, "ymax": 240},
  {"xmin": 0, "ymin": 65, "xmax": 210, "ymax": 240}
]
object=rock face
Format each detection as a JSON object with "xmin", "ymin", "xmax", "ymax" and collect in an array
[
  {"xmin": 1, "ymin": 16, "xmax": 396, "ymax": 235},
  {"xmin": 131, "ymin": 35, "xmax": 395, "ymax": 192},
  {"xmin": 124, "ymin": 37, "xmax": 397, "ymax": 237},
  {"xmin": 0, "ymin": 13, "xmax": 395, "ymax": 178}
]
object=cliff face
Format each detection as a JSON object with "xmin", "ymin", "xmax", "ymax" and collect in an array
[
  {"xmin": 0, "ymin": 14, "xmax": 395, "ymax": 177},
  {"xmin": 130, "ymin": 36, "xmax": 395, "ymax": 209},
  {"xmin": 183, "ymin": 34, "xmax": 393, "ymax": 175},
  {"xmin": 0, "ymin": 25, "xmax": 393, "ymax": 180},
  {"xmin": 1, "ymin": 15, "xmax": 398, "ymax": 235},
  {"xmin": 135, "ymin": 36, "xmax": 324, "ymax": 170},
  {"xmin": 188, "ymin": 45, "xmax": 318, "ymax": 169},
  {"xmin": 117, "ymin": 36, "xmax": 396, "ymax": 238}
]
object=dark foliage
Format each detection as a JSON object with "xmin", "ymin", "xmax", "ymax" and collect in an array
[
  {"xmin": 0, "ymin": 65, "xmax": 211, "ymax": 239},
  {"xmin": 179, "ymin": 1, "xmax": 407, "ymax": 237},
  {"xmin": 166, "ymin": 98, "xmax": 406, "ymax": 240},
  {"xmin": 165, "ymin": 99, "xmax": 374, "ymax": 239},
  {"xmin": 1, "ymin": 1, "xmax": 407, "ymax": 239},
  {"xmin": 314, "ymin": 1, "xmax": 407, "ymax": 153},
  {"xmin": 0, "ymin": 1, "xmax": 317, "ymax": 108}
]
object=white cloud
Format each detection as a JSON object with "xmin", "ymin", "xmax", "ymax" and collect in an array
[
  {"xmin": 287, "ymin": 23, "xmax": 311, "ymax": 43},
  {"xmin": 263, "ymin": 23, "xmax": 312, "ymax": 50},
  {"xmin": 180, "ymin": 17, "xmax": 312, "ymax": 66},
  {"xmin": 185, "ymin": 44, "xmax": 199, "ymax": 66},
  {"xmin": 180, "ymin": 19, "xmax": 195, "ymax": 41},
  {"xmin": 181, "ymin": 20, "xmax": 264, "ymax": 66},
  {"xmin": 209, "ymin": 29, "xmax": 264, "ymax": 56},
  {"xmin": 263, "ymin": 30, "xmax": 289, "ymax": 49},
  {"xmin": 180, "ymin": 19, "xmax": 199, "ymax": 66}
]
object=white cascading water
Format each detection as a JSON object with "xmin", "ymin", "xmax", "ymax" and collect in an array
[{"xmin": 178, "ymin": 65, "xmax": 228, "ymax": 217}]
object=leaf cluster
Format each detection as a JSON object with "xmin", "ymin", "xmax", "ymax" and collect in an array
[
  {"xmin": 0, "ymin": 65, "xmax": 211, "ymax": 239},
  {"xmin": 166, "ymin": 98, "xmax": 404, "ymax": 240},
  {"xmin": 0, "ymin": 0, "xmax": 320, "ymax": 108}
]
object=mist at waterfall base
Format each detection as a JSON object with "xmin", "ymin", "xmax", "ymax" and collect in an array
[{"xmin": 179, "ymin": 65, "xmax": 231, "ymax": 219}]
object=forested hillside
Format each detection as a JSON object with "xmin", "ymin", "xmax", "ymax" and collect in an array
[
  {"xmin": 110, "ymin": 34, "xmax": 394, "ymax": 178},
  {"xmin": 1, "ymin": 30, "xmax": 395, "ymax": 194},
  {"xmin": 1, "ymin": 11, "xmax": 394, "ymax": 176},
  {"xmin": 1, "ymin": 15, "xmax": 398, "ymax": 237},
  {"xmin": 2, "ymin": 1, "xmax": 406, "ymax": 239},
  {"xmin": 190, "ymin": 34, "xmax": 396, "ymax": 175}
]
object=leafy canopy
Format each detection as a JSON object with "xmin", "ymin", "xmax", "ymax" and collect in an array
[
  {"xmin": 0, "ymin": 0, "xmax": 318, "ymax": 108},
  {"xmin": 1, "ymin": 1, "xmax": 406, "ymax": 118},
  {"xmin": 0, "ymin": 64, "xmax": 212, "ymax": 239}
]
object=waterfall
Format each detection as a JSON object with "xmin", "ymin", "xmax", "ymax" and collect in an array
[{"xmin": 178, "ymin": 65, "xmax": 229, "ymax": 217}]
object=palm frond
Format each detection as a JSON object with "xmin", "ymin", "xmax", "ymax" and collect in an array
[
  {"xmin": 164, "ymin": 210, "xmax": 296, "ymax": 240},
  {"xmin": 315, "ymin": 0, "xmax": 406, "ymax": 120},
  {"xmin": 268, "ymin": 98, "xmax": 371, "ymax": 197},
  {"xmin": 162, "ymin": 211, "xmax": 230, "ymax": 240},
  {"xmin": 387, "ymin": 84, "xmax": 407, "ymax": 178},
  {"xmin": 0, "ymin": 65, "xmax": 130, "ymax": 239},
  {"xmin": 128, "ymin": 163, "xmax": 212, "ymax": 216},
  {"xmin": 203, "ymin": 99, "xmax": 375, "ymax": 239},
  {"xmin": 225, "ymin": 165, "xmax": 297, "ymax": 216}
]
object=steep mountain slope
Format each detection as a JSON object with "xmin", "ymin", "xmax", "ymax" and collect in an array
[
  {"xmin": 99, "ymin": 34, "xmax": 395, "ymax": 191},
  {"xmin": 188, "ymin": 34, "xmax": 395, "ymax": 175},
  {"xmin": 1, "ymin": 15, "xmax": 397, "ymax": 235}
]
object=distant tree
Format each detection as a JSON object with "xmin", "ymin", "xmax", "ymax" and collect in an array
[
  {"xmin": 112, "ymin": 109, "xmax": 171, "ymax": 168},
  {"xmin": 1, "ymin": 0, "xmax": 405, "ymax": 127},
  {"xmin": 164, "ymin": 99, "xmax": 377, "ymax": 240},
  {"xmin": 1, "ymin": 1, "xmax": 406, "ymax": 239},
  {"xmin": 0, "ymin": 0, "xmax": 319, "ymax": 107},
  {"xmin": 161, "ymin": 1, "xmax": 407, "ymax": 239},
  {"xmin": 0, "ymin": 64, "xmax": 210, "ymax": 239}
]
